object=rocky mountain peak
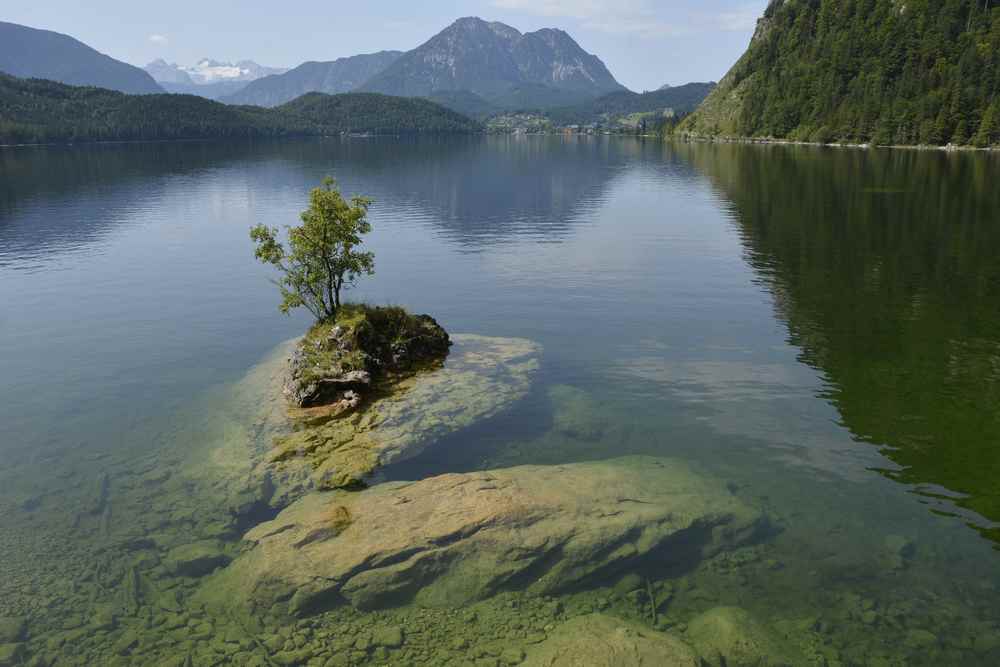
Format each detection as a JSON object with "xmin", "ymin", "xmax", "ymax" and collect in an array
[{"xmin": 361, "ymin": 17, "xmax": 625, "ymax": 101}]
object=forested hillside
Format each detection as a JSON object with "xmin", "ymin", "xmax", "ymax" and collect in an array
[
  {"xmin": 681, "ymin": 0, "xmax": 1000, "ymax": 146},
  {"xmin": 0, "ymin": 75, "xmax": 480, "ymax": 144},
  {"xmin": 547, "ymin": 83, "xmax": 715, "ymax": 126},
  {"xmin": 0, "ymin": 21, "xmax": 163, "ymax": 95},
  {"xmin": 274, "ymin": 92, "xmax": 482, "ymax": 135}
]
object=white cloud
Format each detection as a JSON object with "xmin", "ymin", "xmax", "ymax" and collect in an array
[{"xmin": 148, "ymin": 34, "xmax": 169, "ymax": 45}]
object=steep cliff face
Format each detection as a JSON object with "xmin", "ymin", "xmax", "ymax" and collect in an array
[
  {"xmin": 681, "ymin": 0, "xmax": 1000, "ymax": 146},
  {"xmin": 361, "ymin": 17, "xmax": 625, "ymax": 104}
]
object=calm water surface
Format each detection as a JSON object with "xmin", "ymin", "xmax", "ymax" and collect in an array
[{"xmin": 1, "ymin": 137, "xmax": 999, "ymax": 666}]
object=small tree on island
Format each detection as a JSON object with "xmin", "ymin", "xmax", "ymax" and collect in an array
[{"xmin": 251, "ymin": 178, "xmax": 374, "ymax": 323}]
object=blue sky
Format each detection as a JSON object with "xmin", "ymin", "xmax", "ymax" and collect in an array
[{"xmin": 4, "ymin": 1, "xmax": 768, "ymax": 91}]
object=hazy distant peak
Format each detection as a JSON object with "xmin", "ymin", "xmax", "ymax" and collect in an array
[{"xmin": 145, "ymin": 58, "xmax": 288, "ymax": 86}]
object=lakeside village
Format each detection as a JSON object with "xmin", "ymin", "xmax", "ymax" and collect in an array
[{"xmin": 486, "ymin": 107, "xmax": 682, "ymax": 136}]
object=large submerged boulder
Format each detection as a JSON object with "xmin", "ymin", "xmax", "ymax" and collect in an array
[
  {"xmin": 686, "ymin": 606, "xmax": 806, "ymax": 667},
  {"xmin": 268, "ymin": 334, "xmax": 540, "ymax": 491},
  {"xmin": 523, "ymin": 614, "xmax": 700, "ymax": 667},
  {"xmin": 197, "ymin": 456, "xmax": 767, "ymax": 616}
]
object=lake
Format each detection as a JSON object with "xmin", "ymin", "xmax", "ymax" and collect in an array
[{"xmin": 1, "ymin": 137, "xmax": 999, "ymax": 666}]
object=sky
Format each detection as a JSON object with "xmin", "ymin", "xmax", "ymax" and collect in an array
[{"xmin": 3, "ymin": 0, "xmax": 768, "ymax": 91}]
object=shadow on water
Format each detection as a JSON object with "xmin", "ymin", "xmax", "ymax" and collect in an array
[{"xmin": 675, "ymin": 141, "xmax": 1000, "ymax": 546}]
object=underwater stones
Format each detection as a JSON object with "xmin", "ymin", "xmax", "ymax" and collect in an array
[
  {"xmin": 522, "ymin": 614, "xmax": 699, "ymax": 666},
  {"xmin": 269, "ymin": 335, "xmax": 541, "ymax": 491},
  {"xmin": 547, "ymin": 385, "xmax": 607, "ymax": 442},
  {"xmin": 904, "ymin": 628, "xmax": 938, "ymax": 650},
  {"xmin": 86, "ymin": 472, "xmax": 110, "ymax": 516},
  {"xmin": 686, "ymin": 607, "xmax": 804, "ymax": 667},
  {"xmin": 371, "ymin": 625, "xmax": 404, "ymax": 648},
  {"xmin": 0, "ymin": 618, "xmax": 25, "ymax": 644},
  {"xmin": 165, "ymin": 541, "xmax": 231, "ymax": 578},
  {"xmin": 199, "ymin": 456, "xmax": 765, "ymax": 615},
  {"xmin": 881, "ymin": 534, "xmax": 916, "ymax": 571},
  {"xmin": 0, "ymin": 643, "xmax": 24, "ymax": 667}
]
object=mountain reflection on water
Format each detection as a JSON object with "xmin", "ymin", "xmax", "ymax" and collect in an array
[
  {"xmin": 0, "ymin": 136, "xmax": 647, "ymax": 264},
  {"xmin": 681, "ymin": 142, "xmax": 1000, "ymax": 545}
]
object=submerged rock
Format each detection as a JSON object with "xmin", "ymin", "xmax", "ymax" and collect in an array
[
  {"xmin": 523, "ymin": 614, "xmax": 700, "ymax": 666},
  {"xmin": 0, "ymin": 618, "xmax": 25, "ymax": 645},
  {"xmin": 686, "ymin": 606, "xmax": 804, "ymax": 667},
  {"xmin": 0, "ymin": 643, "xmax": 24, "ymax": 667},
  {"xmin": 548, "ymin": 385, "xmax": 607, "ymax": 442},
  {"xmin": 197, "ymin": 456, "xmax": 766, "ymax": 615},
  {"xmin": 268, "ymin": 334, "xmax": 540, "ymax": 491},
  {"xmin": 165, "ymin": 540, "xmax": 231, "ymax": 578}
]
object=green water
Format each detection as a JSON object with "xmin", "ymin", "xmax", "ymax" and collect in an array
[{"xmin": 1, "ymin": 138, "xmax": 999, "ymax": 666}]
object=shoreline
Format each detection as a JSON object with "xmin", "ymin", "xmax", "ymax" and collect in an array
[
  {"xmin": 671, "ymin": 132, "xmax": 1000, "ymax": 153},
  {"xmin": 3, "ymin": 130, "xmax": 997, "ymax": 152}
]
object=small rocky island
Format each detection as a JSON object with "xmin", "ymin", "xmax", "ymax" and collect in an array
[
  {"xmin": 270, "ymin": 304, "xmax": 455, "ymax": 489},
  {"xmin": 283, "ymin": 304, "xmax": 452, "ymax": 413}
]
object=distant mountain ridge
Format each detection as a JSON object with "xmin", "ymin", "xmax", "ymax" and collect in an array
[
  {"xmin": 547, "ymin": 83, "xmax": 717, "ymax": 126},
  {"xmin": 222, "ymin": 52, "xmax": 403, "ymax": 107},
  {"xmin": 145, "ymin": 58, "xmax": 289, "ymax": 101},
  {"xmin": 0, "ymin": 73, "xmax": 481, "ymax": 145},
  {"xmin": 0, "ymin": 21, "xmax": 162, "ymax": 94},
  {"xmin": 145, "ymin": 59, "xmax": 288, "ymax": 86},
  {"xmin": 361, "ymin": 17, "xmax": 625, "ymax": 106}
]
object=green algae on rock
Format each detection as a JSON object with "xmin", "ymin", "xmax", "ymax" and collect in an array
[
  {"xmin": 283, "ymin": 304, "xmax": 451, "ymax": 410},
  {"xmin": 269, "ymin": 333, "xmax": 541, "ymax": 491},
  {"xmin": 523, "ymin": 613, "xmax": 700, "ymax": 666},
  {"xmin": 687, "ymin": 606, "xmax": 806, "ymax": 667},
  {"xmin": 196, "ymin": 456, "xmax": 768, "ymax": 617}
]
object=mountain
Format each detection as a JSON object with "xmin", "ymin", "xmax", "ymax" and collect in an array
[
  {"xmin": 361, "ymin": 17, "xmax": 625, "ymax": 108},
  {"xmin": 145, "ymin": 59, "xmax": 193, "ymax": 85},
  {"xmin": 681, "ymin": 1, "xmax": 1000, "ymax": 147},
  {"xmin": 273, "ymin": 92, "xmax": 482, "ymax": 134},
  {"xmin": 425, "ymin": 90, "xmax": 498, "ymax": 118},
  {"xmin": 0, "ymin": 21, "xmax": 162, "ymax": 94},
  {"xmin": 0, "ymin": 73, "xmax": 480, "ymax": 144},
  {"xmin": 157, "ymin": 80, "xmax": 255, "ymax": 100},
  {"xmin": 223, "ymin": 52, "xmax": 403, "ymax": 107},
  {"xmin": 146, "ymin": 58, "xmax": 288, "ymax": 85},
  {"xmin": 145, "ymin": 58, "xmax": 290, "ymax": 101},
  {"xmin": 548, "ymin": 83, "xmax": 716, "ymax": 126}
]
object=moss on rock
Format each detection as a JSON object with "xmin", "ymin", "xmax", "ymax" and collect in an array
[{"xmin": 284, "ymin": 304, "xmax": 451, "ymax": 409}]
